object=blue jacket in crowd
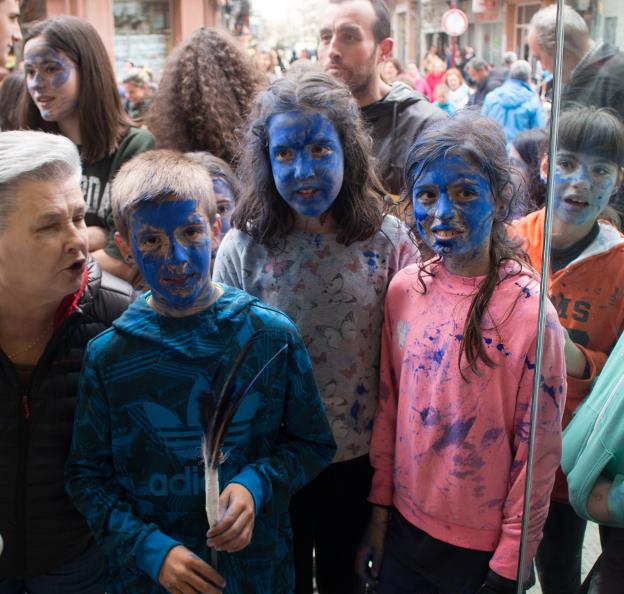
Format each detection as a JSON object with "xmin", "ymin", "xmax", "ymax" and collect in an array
[
  {"xmin": 481, "ymin": 78, "xmax": 545, "ymax": 147},
  {"xmin": 65, "ymin": 286, "xmax": 336, "ymax": 594}
]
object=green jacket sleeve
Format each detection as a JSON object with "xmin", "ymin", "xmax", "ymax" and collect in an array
[{"xmin": 563, "ymin": 333, "xmax": 624, "ymax": 526}]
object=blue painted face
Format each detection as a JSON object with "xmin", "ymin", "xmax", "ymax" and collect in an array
[
  {"xmin": 129, "ymin": 198, "xmax": 213, "ymax": 314},
  {"xmin": 268, "ymin": 111, "xmax": 344, "ymax": 219},
  {"xmin": 212, "ymin": 177, "xmax": 235, "ymax": 235},
  {"xmin": 412, "ymin": 155, "xmax": 495, "ymax": 268},
  {"xmin": 553, "ymin": 150, "xmax": 621, "ymax": 226},
  {"xmin": 23, "ymin": 37, "xmax": 79, "ymax": 123}
]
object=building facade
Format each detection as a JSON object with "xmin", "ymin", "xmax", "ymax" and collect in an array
[
  {"xmin": 22, "ymin": 0, "xmax": 233, "ymax": 77},
  {"xmin": 594, "ymin": 0, "xmax": 624, "ymax": 48},
  {"xmin": 390, "ymin": 0, "xmax": 559, "ymax": 68}
]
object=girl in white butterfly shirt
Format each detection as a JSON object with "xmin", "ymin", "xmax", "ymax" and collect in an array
[{"xmin": 213, "ymin": 67, "xmax": 418, "ymax": 594}]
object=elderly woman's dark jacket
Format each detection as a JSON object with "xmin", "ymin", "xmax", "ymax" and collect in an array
[{"xmin": 0, "ymin": 260, "xmax": 134, "ymax": 578}]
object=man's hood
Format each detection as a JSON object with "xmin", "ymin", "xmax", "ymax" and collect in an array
[
  {"xmin": 362, "ymin": 81, "xmax": 427, "ymax": 117},
  {"xmin": 112, "ymin": 285, "xmax": 259, "ymax": 358},
  {"xmin": 490, "ymin": 79, "xmax": 536, "ymax": 109}
]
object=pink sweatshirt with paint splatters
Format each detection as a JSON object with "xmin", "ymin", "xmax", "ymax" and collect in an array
[{"xmin": 369, "ymin": 261, "xmax": 566, "ymax": 580}]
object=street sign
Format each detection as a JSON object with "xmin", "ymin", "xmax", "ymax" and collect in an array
[{"xmin": 441, "ymin": 8, "xmax": 469, "ymax": 37}]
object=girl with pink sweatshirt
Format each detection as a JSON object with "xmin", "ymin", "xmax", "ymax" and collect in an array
[{"xmin": 356, "ymin": 113, "xmax": 566, "ymax": 593}]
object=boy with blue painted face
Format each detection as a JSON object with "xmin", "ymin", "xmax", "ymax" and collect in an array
[
  {"xmin": 515, "ymin": 106, "xmax": 624, "ymax": 594},
  {"xmin": 65, "ymin": 150, "xmax": 336, "ymax": 594}
]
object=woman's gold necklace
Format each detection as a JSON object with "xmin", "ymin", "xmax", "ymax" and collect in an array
[{"xmin": 6, "ymin": 322, "xmax": 53, "ymax": 361}]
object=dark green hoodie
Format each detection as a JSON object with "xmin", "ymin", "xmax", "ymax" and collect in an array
[{"xmin": 81, "ymin": 126, "xmax": 155, "ymax": 256}]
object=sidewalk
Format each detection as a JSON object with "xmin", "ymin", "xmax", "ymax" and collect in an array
[{"xmin": 528, "ymin": 522, "xmax": 601, "ymax": 593}]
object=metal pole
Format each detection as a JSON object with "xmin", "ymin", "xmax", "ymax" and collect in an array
[
  {"xmin": 452, "ymin": 35, "xmax": 457, "ymax": 68},
  {"xmin": 515, "ymin": 0, "xmax": 566, "ymax": 591},
  {"xmin": 415, "ymin": 0, "xmax": 423, "ymax": 67},
  {"xmin": 451, "ymin": 0, "xmax": 458, "ymax": 67}
]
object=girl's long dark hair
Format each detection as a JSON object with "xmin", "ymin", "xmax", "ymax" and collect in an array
[
  {"xmin": 404, "ymin": 111, "xmax": 528, "ymax": 378},
  {"xmin": 20, "ymin": 16, "xmax": 132, "ymax": 164},
  {"xmin": 0, "ymin": 71, "xmax": 25, "ymax": 130},
  {"xmin": 232, "ymin": 64, "xmax": 385, "ymax": 247},
  {"xmin": 512, "ymin": 128, "xmax": 548, "ymax": 212}
]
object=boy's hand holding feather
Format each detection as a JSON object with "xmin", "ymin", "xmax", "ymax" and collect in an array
[{"xmin": 206, "ymin": 483, "xmax": 256, "ymax": 552}]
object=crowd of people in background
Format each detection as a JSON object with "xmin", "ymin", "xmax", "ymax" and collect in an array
[{"xmin": 1, "ymin": 0, "xmax": 624, "ymax": 593}]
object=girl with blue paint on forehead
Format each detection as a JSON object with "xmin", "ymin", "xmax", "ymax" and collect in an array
[
  {"xmin": 20, "ymin": 16, "xmax": 155, "ymax": 285},
  {"xmin": 185, "ymin": 152, "xmax": 241, "ymax": 274},
  {"xmin": 514, "ymin": 106, "xmax": 624, "ymax": 594},
  {"xmin": 358, "ymin": 111, "xmax": 566, "ymax": 594},
  {"xmin": 212, "ymin": 65, "xmax": 419, "ymax": 594}
]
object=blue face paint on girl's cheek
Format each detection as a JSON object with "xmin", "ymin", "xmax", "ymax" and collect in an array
[
  {"xmin": 554, "ymin": 161, "xmax": 618, "ymax": 226},
  {"xmin": 411, "ymin": 155, "xmax": 494, "ymax": 262},
  {"xmin": 129, "ymin": 199, "xmax": 213, "ymax": 310},
  {"xmin": 24, "ymin": 43, "xmax": 78, "ymax": 123},
  {"xmin": 25, "ymin": 47, "xmax": 74, "ymax": 91},
  {"xmin": 268, "ymin": 111, "xmax": 344, "ymax": 219}
]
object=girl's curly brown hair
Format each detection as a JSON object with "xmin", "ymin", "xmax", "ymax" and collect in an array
[{"xmin": 145, "ymin": 28, "xmax": 265, "ymax": 165}]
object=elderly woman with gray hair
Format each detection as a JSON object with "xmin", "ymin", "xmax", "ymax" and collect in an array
[{"xmin": 0, "ymin": 130, "xmax": 133, "ymax": 593}]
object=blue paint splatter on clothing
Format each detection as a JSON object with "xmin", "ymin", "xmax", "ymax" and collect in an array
[
  {"xmin": 362, "ymin": 251, "xmax": 380, "ymax": 271},
  {"xmin": 432, "ymin": 349, "xmax": 445, "ymax": 365},
  {"xmin": 419, "ymin": 406, "xmax": 441, "ymax": 427},
  {"xmin": 542, "ymin": 381, "xmax": 560, "ymax": 410},
  {"xmin": 433, "ymin": 417, "xmax": 477, "ymax": 451},
  {"xmin": 515, "ymin": 282, "xmax": 532, "ymax": 299},
  {"xmin": 481, "ymin": 427, "xmax": 504, "ymax": 447}
]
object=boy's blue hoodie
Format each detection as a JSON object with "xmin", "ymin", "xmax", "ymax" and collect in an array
[{"xmin": 66, "ymin": 286, "xmax": 336, "ymax": 593}]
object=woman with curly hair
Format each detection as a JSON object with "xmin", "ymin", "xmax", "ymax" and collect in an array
[{"xmin": 146, "ymin": 27, "xmax": 264, "ymax": 165}]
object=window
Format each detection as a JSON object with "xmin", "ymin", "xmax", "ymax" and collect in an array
[{"xmin": 113, "ymin": 0, "xmax": 172, "ymax": 80}]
